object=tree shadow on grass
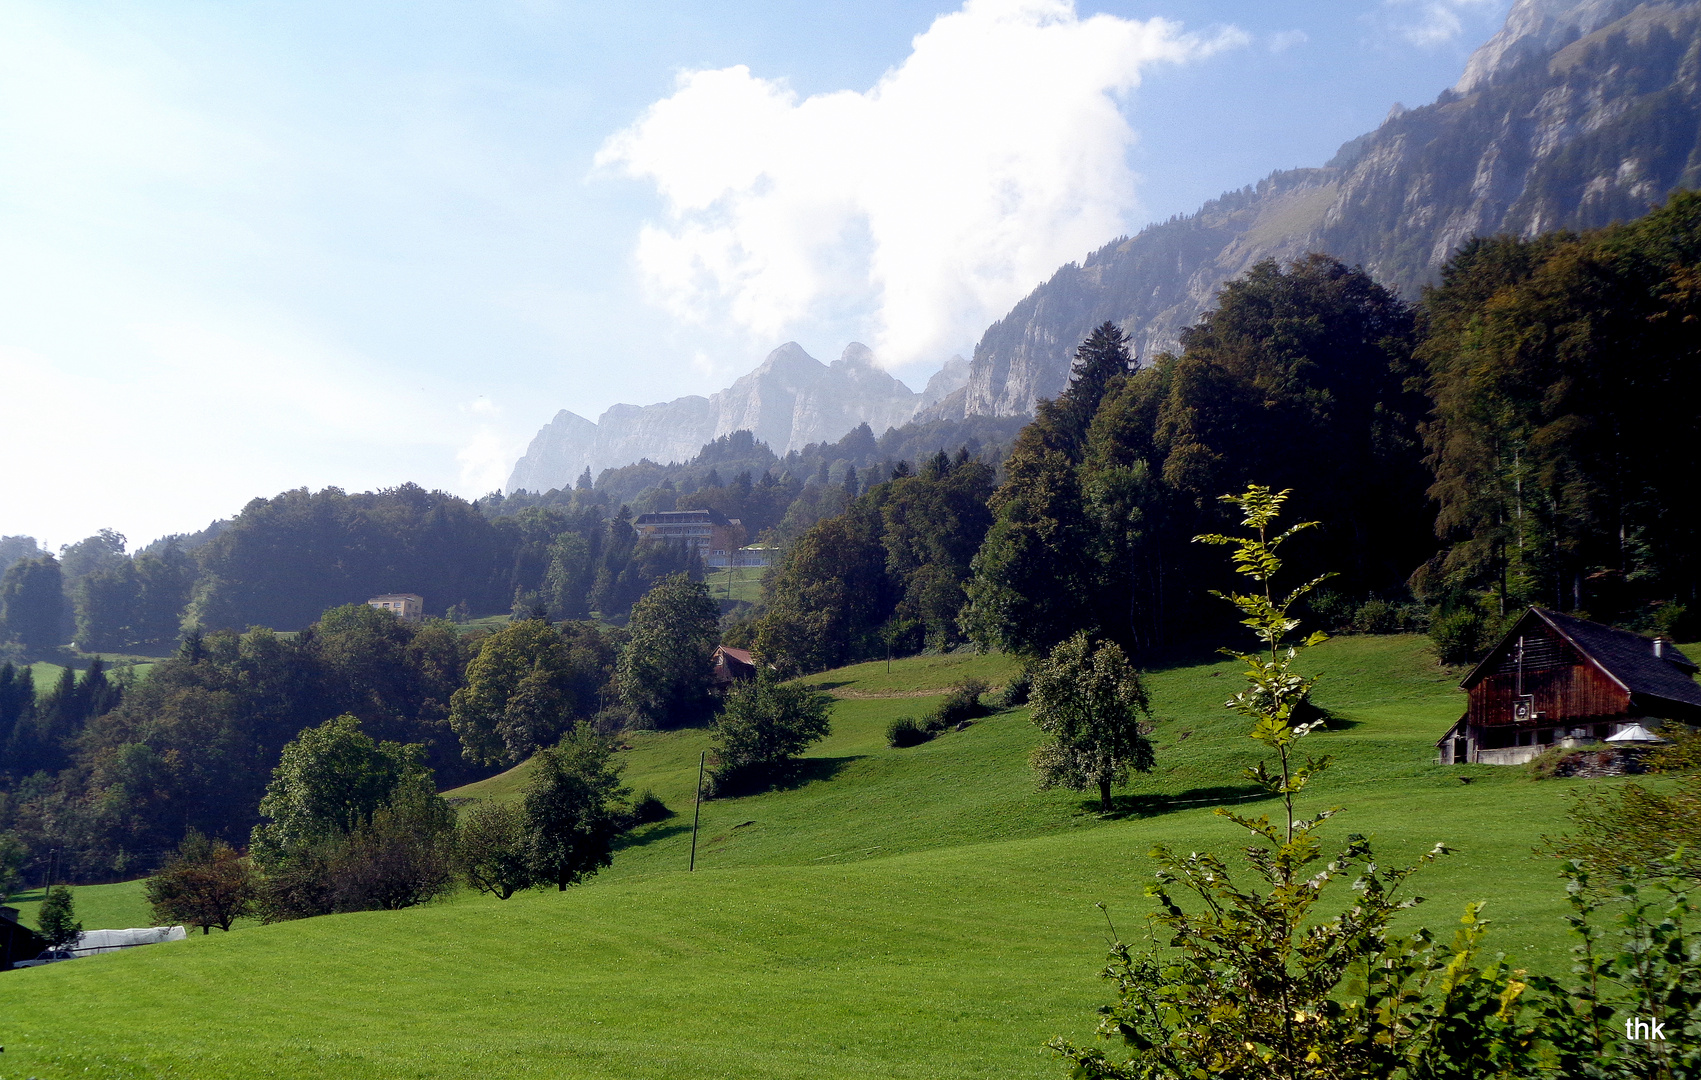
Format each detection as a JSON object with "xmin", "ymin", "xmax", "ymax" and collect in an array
[
  {"xmin": 612, "ymin": 821, "xmax": 693, "ymax": 853},
  {"xmin": 1089, "ymin": 784, "xmax": 1277, "ymax": 820},
  {"xmin": 708, "ymin": 755, "xmax": 862, "ymax": 799},
  {"xmin": 798, "ymin": 679, "xmax": 853, "ymax": 692}
]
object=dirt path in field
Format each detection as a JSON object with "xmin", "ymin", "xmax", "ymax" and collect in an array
[{"xmin": 804, "ymin": 685, "xmax": 1004, "ymax": 699}]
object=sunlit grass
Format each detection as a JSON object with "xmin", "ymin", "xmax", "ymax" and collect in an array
[{"xmin": 2, "ymin": 634, "xmax": 1637, "ymax": 1079}]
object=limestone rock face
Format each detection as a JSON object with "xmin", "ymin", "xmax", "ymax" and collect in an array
[
  {"xmin": 959, "ymin": 0, "xmax": 1701, "ymax": 417},
  {"xmin": 508, "ymin": 343, "xmax": 942, "ymax": 493}
]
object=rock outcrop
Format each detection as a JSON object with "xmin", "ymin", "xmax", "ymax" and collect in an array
[{"xmin": 938, "ymin": 0, "xmax": 1701, "ymax": 419}]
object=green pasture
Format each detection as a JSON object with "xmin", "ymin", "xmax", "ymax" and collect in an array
[
  {"xmin": 704, "ymin": 564, "xmax": 768, "ymax": 604},
  {"xmin": 8, "ymin": 879, "xmax": 154, "ymax": 934},
  {"xmin": 0, "ymin": 634, "xmax": 1645, "ymax": 1079}
]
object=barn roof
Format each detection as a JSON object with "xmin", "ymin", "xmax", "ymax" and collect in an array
[
  {"xmin": 715, "ymin": 646, "xmax": 755, "ymax": 667},
  {"xmin": 1462, "ymin": 607, "xmax": 1701, "ymax": 709}
]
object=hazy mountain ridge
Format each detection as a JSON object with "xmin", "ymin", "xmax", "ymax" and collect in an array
[
  {"xmin": 944, "ymin": 0, "xmax": 1701, "ymax": 418},
  {"xmin": 508, "ymin": 343, "xmax": 971, "ymax": 494}
]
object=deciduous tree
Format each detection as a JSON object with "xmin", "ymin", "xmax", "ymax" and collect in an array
[
  {"xmin": 457, "ymin": 800, "xmax": 535, "ymax": 899},
  {"xmin": 522, "ymin": 725, "xmax": 628, "ymax": 890},
  {"xmin": 708, "ymin": 674, "xmax": 832, "ymax": 794},
  {"xmin": 144, "ymin": 830, "xmax": 257, "ymax": 933},
  {"xmin": 616, "ymin": 573, "xmax": 719, "ymax": 727},
  {"xmin": 1028, "ymin": 632, "xmax": 1152, "ymax": 811}
]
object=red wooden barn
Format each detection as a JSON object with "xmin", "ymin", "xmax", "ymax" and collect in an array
[{"xmin": 1437, "ymin": 607, "xmax": 1701, "ymax": 765}]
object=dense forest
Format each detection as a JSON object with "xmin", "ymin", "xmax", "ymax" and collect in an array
[
  {"xmin": 757, "ymin": 192, "xmax": 1701, "ymax": 670},
  {"xmin": 4, "ymin": 193, "xmax": 1701, "ymax": 885}
]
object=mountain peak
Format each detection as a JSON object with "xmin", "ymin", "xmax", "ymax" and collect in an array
[
  {"xmin": 1455, "ymin": 0, "xmax": 1648, "ymax": 92},
  {"xmin": 833, "ymin": 342, "xmax": 877, "ymax": 369}
]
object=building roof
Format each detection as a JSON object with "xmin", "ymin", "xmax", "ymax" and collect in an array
[
  {"xmin": 368, "ymin": 593, "xmax": 423, "ymax": 603},
  {"xmin": 1462, "ymin": 607, "xmax": 1701, "ymax": 710},
  {"xmin": 715, "ymin": 646, "xmax": 755, "ymax": 667},
  {"xmin": 634, "ymin": 508, "xmax": 731, "ymax": 527}
]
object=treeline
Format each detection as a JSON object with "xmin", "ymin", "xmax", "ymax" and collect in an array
[
  {"xmin": 0, "ymin": 573, "xmax": 781, "ymax": 885},
  {"xmin": 0, "ymin": 604, "xmax": 498, "ymax": 881},
  {"xmin": 0, "ymin": 416, "xmax": 1026, "ymax": 661},
  {"xmin": 751, "ymin": 451, "xmax": 995, "ymax": 671},
  {"xmin": 753, "ymin": 192, "xmax": 1701, "ymax": 672}
]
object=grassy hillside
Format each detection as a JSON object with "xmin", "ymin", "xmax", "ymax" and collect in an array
[
  {"xmin": 9, "ymin": 879, "xmax": 154, "ymax": 934},
  {"xmin": 0, "ymin": 635, "xmax": 1641, "ymax": 1079}
]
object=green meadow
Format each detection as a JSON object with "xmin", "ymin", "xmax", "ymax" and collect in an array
[{"xmin": 0, "ymin": 635, "xmax": 1645, "ymax": 1079}]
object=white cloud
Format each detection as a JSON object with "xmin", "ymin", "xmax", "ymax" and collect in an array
[
  {"xmin": 1269, "ymin": 29, "xmax": 1310, "ymax": 53},
  {"xmin": 597, "ymin": 0, "xmax": 1245, "ymax": 367},
  {"xmin": 1383, "ymin": 0, "xmax": 1502, "ymax": 46}
]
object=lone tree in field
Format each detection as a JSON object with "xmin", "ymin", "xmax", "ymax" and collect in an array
[
  {"xmin": 1029, "ymin": 631, "xmax": 1153, "ymax": 812},
  {"xmin": 522, "ymin": 725, "xmax": 628, "ymax": 891},
  {"xmin": 145, "ymin": 830, "xmax": 258, "ymax": 933},
  {"xmin": 708, "ymin": 673, "xmax": 832, "ymax": 794}
]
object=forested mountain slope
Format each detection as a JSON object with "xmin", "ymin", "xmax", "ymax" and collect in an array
[{"xmin": 943, "ymin": 0, "xmax": 1701, "ymax": 418}]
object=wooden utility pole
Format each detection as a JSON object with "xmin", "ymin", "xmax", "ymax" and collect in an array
[{"xmin": 688, "ymin": 751, "xmax": 705, "ymax": 871}]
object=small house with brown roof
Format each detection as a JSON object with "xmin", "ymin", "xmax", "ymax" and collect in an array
[
  {"xmin": 711, "ymin": 645, "xmax": 759, "ymax": 688},
  {"xmin": 1437, "ymin": 607, "xmax": 1701, "ymax": 765}
]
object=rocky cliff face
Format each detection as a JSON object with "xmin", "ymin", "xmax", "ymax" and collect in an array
[
  {"xmin": 947, "ymin": 0, "xmax": 1701, "ymax": 418},
  {"xmin": 506, "ymin": 343, "xmax": 971, "ymax": 493}
]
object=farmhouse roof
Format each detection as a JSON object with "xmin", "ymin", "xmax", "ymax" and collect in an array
[
  {"xmin": 716, "ymin": 646, "xmax": 754, "ymax": 667},
  {"xmin": 1461, "ymin": 607, "xmax": 1701, "ymax": 709}
]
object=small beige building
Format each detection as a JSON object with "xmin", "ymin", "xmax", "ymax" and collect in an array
[{"xmin": 368, "ymin": 593, "xmax": 424, "ymax": 622}]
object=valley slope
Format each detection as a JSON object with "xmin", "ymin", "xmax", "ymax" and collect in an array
[{"xmin": 2, "ymin": 636, "xmax": 1633, "ymax": 1079}]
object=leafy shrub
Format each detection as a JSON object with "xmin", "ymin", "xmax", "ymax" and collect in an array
[
  {"xmin": 1527, "ymin": 745, "xmax": 1586, "ymax": 779},
  {"xmin": 1307, "ymin": 589, "xmax": 1357, "ymax": 631},
  {"xmin": 1346, "ymin": 597, "xmax": 1428, "ymax": 634},
  {"xmin": 997, "ymin": 667, "xmax": 1032, "ymax": 707},
  {"xmin": 627, "ymin": 789, "xmax": 672, "ymax": 825},
  {"xmin": 1651, "ymin": 600, "xmax": 1698, "ymax": 640},
  {"xmin": 1430, "ymin": 606, "xmax": 1493, "ymax": 665},
  {"xmin": 886, "ymin": 716, "xmax": 931, "ymax": 748},
  {"xmin": 926, "ymin": 679, "xmax": 991, "ymax": 732},
  {"xmin": 1350, "ymin": 598, "xmax": 1396, "ymax": 633},
  {"xmin": 326, "ymin": 792, "xmax": 458, "ymax": 912}
]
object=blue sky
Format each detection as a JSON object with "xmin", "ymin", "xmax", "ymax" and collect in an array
[{"xmin": 0, "ymin": 0, "xmax": 1510, "ymax": 549}]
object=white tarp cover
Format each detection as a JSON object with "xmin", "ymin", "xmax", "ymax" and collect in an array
[
  {"xmin": 71, "ymin": 926, "xmax": 187, "ymax": 956},
  {"xmin": 1605, "ymin": 723, "xmax": 1664, "ymax": 744}
]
